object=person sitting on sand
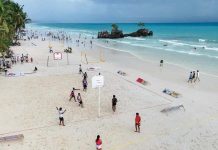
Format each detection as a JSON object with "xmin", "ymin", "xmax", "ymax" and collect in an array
[
  {"xmin": 34, "ymin": 66, "xmax": 38, "ymax": 72},
  {"xmin": 135, "ymin": 113, "xmax": 141, "ymax": 133},
  {"xmin": 77, "ymin": 93, "xmax": 83, "ymax": 108},
  {"xmin": 95, "ymin": 135, "xmax": 102, "ymax": 150},
  {"xmin": 56, "ymin": 107, "xmax": 66, "ymax": 126},
  {"xmin": 117, "ymin": 70, "xmax": 126, "ymax": 76},
  {"xmin": 4, "ymin": 69, "xmax": 8, "ymax": 76},
  {"xmin": 112, "ymin": 95, "xmax": 118, "ymax": 112},
  {"xmin": 69, "ymin": 88, "xmax": 80, "ymax": 101}
]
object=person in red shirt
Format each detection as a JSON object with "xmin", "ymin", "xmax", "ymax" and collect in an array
[
  {"xmin": 135, "ymin": 113, "xmax": 141, "ymax": 133},
  {"xmin": 95, "ymin": 135, "xmax": 102, "ymax": 150},
  {"xmin": 69, "ymin": 87, "xmax": 80, "ymax": 101}
]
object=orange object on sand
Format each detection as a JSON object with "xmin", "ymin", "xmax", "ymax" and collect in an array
[{"xmin": 136, "ymin": 78, "xmax": 147, "ymax": 85}]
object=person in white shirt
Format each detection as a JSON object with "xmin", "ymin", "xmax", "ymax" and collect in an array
[
  {"xmin": 77, "ymin": 93, "xmax": 83, "ymax": 108},
  {"xmin": 56, "ymin": 107, "xmax": 66, "ymax": 126},
  {"xmin": 194, "ymin": 70, "xmax": 200, "ymax": 82}
]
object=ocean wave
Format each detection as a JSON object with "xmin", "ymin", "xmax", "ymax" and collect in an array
[
  {"xmin": 199, "ymin": 39, "xmax": 206, "ymax": 42},
  {"xmin": 159, "ymin": 39, "xmax": 218, "ymax": 52},
  {"xmin": 123, "ymin": 43, "xmax": 218, "ymax": 59},
  {"xmin": 159, "ymin": 39, "xmax": 204, "ymax": 47},
  {"xmin": 116, "ymin": 41, "xmax": 132, "ymax": 44},
  {"xmin": 95, "ymin": 42, "xmax": 218, "ymax": 78},
  {"xmin": 125, "ymin": 37, "xmax": 146, "ymax": 41},
  {"xmin": 205, "ymin": 47, "xmax": 218, "ymax": 51}
]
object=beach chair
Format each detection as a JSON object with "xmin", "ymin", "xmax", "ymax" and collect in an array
[
  {"xmin": 0, "ymin": 134, "xmax": 24, "ymax": 142},
  {"xmin": 136, "ymin": 78, "xmax": 148, "ymax": 85},
  {"xmin": 163, "ymin": 88, "xmax": 180, "ymax": 98},
  {"xmin": 117, "ymin": 70, "xmax": 127, "ymax": 76}
]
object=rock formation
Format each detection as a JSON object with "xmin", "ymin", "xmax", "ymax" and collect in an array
[{"xmin": 98, "ymin": 28, "xmax": 153, "ymax": 39}]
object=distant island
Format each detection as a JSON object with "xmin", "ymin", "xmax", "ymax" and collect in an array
[{"xmin": 98, "ymin": 23, "xmax": 153, "ymax": 39}]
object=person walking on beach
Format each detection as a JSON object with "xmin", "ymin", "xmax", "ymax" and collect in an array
[
  {"xmin": 82, "ymin": 79, "xmax": 88, "ymax": 92},
  {"xmin": 95, "ymin": 135, "xmax": 102, "ymax": 150},
  {"xmin": 192, "ymin": 71, "xmax": 196, "ymax": 82},
  {"xmin": 69, "ymin": 88, "xmax": 80, "ymax": 101},
  {"xmin": 135, "ymin": 113, "xmax": 141, "ymax": 133},
  {"xmin": 77, "ymin": 93, "xmax": 83, "ymax": 108},
  {"xmin": 79, "ymin": 64, "xmax": 83, "ymax": 74},
  {"xmin": 160, "ymin": 59, "xmax": 164, "ymax": 67},
  {"xmin": 90, "ymin": 40, "xmax": 93, "ymax": 48},
  {"xmin": 112, "ymin": 95, "xmax": 118, "ymax": 112},
  {"xmin": 188, "ymin": 71, "xmax": 193, "ymax": 83},
  {"xmin": 56, "ymin": 107, "xmax": 66, "ymax": 126},
  {"xmin": 194, "ymin": 70, "xmax": 200, "ymax": 82},
  {"xmin": 83, "ymin": 72, "xmax": 88, "ymax": 80}
]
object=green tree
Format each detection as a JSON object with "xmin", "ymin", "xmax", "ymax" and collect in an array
[
  {"xmin": 137, "ymin": 22, "xmax": 145, "ymax": 29},
  {"xmin": 0, "ymin": 0, "xmax": 30, "ymax": 55},
  {"xmin": 111, "ymin": 23, "xmax": 119, "ymax": 32}
]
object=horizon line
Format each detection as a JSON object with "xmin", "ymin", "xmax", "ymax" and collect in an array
[{"xmin": 29, "ymin": 21, "xmax": 218, "ymax": 24}]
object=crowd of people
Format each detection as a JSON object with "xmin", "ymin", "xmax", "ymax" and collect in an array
[
  {"xmin": 0, "ymin": 53, "xmax": 34, "ymax": 76},
  {"xmin": 188, "ymin": 70, "xmax": 200, "ymax": 83},
  {"xmin": 55, "ymin": 64, "xmax": 142, "ymax": 150}
]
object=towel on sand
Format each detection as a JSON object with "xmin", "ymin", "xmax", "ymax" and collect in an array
[
  {"xmin": 136, "ymin": 78, "xmax": 148, "ymax": 85},
  {"xmin": 163, "ymin": 88, "xmax": 180, "ymax": 98}
]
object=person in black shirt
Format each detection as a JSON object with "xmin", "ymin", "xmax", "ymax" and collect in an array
[{"xmin": 112, "ymin": 95, "xmax": 118, "ymax": 112}]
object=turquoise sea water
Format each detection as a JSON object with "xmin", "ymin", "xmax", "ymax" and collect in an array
[{"xmin": 28, "ymin": 23, "xmax": 218, "ymax": 76}]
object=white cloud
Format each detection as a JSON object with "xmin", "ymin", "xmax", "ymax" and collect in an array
[{"xmin": 13, "ymin": 0, "xmax": 218, "ymax": 23}]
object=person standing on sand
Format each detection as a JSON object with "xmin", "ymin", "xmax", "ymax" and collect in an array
[
  {"xmin": 188, "ymin": 71, "xmax": 193, "ymax": 83},
  {"xmin": 135, "ymin": 113, "xmax": 141, "ymax": 133},
  {"xmin": 95, "ymin": 135, "xmax": 102, "ymax": 150},
  {"xmin": 90, "ymin": 40, "xmax": 93, "ymax": 48},
  {"xmin": 56, "ymin": 107, "xmax": 66, "ymax": 126},
  {"xmin": 83, "ymin": 72, "xmax": 88, "ymax": 80},
  {"xmin": 77, "ymin": 93, "xmax": 83, "ymax": 108},
  {"xmin": 160, "ymin": 60, "xmax": 164, "ymax": 67},
  {"xmin": 112, "ymin": 95, "xmax": 118, "ymax": 112},
  {"xmin": 79, "ymin": 64, "xmax": 83, "ymax": 74},
  {"xmin": 69, "ymin": 88, "xmax": 80, "ymax": 101},
  {"xmin": 82, "ymin": 79, "xmax": 88, "ymax": 92},
  {"xmin": 194, "ymin": 70, "xmax": 200, "ymax": 82},
  {"xmin": 192, "ymin": 71, "xmax": 195, "ymax": 82}
]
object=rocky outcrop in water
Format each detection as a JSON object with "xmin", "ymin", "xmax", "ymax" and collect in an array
[
  {"xmin": 97, "ymin": 28, "xmax": 153, "ymax": 39},
  {"xmin": 124, "ymin": 29, "xmax": 153, "ymax": 37},
  {"xmin": 98, "ymin": 30, "xmax": 124, "ymax": 39}
]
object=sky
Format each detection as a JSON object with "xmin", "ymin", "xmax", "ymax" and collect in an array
[{"xmin": 14, "ymin": 0, "xmax": 218, "ymax": 23}]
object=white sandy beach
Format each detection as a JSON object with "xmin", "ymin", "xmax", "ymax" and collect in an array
[{"xmin": 0, "ymin": 36, "xmax": 218, "ymax": 150}]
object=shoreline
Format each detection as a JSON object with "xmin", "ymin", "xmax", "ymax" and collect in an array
[{"xmin": 94, "ymin": 42, "xmax": 218, "ymax": 78}]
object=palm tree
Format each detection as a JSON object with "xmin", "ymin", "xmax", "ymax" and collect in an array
[
  {"xmin": 111, "ymin": 24, "xmax": 119, "ymax": 32},
  {"xmin": 137, "ymin": 22, "xmax": 145, "ymax": 29},
  {"xmin": 0, "ymin": 0, "xmax": 30, "ymax": 55}
]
